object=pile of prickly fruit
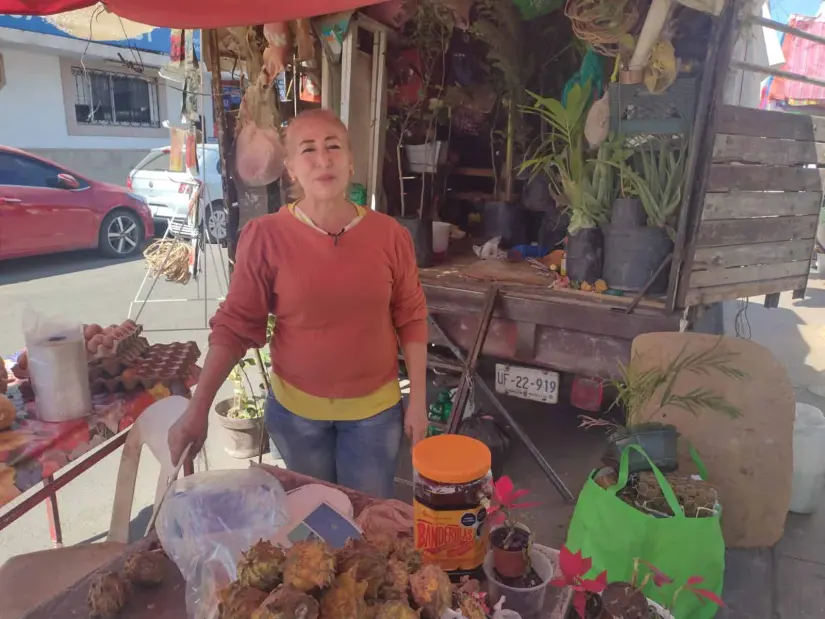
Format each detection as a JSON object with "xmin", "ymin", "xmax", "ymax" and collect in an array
[
  {"xmin": 87, "ymin": 548, "xmax": 169, "ymax": 618},
  {"xmin": 217, "ymin": 535, "xmax": 489, "ymax": 619}
]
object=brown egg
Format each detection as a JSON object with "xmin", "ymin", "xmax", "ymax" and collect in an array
[
  {"xmin": 17, "ymin": 350, "xmax": 28, "ymax": 371},
  {"xmin": 102, "ymin": 335, "xmax": 116, "ymax": 350},
  {"xmin": 85, "ymin": 324, "xmax": 103, "ymax": 339},
  {"xmin": 87, "ymin": 334, "xmax": 106, "ymax": 353}
]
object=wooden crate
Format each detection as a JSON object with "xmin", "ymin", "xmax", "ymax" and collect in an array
[{"xmin": 682, "ymin": 105, "xmax": 823, "ymax": 306}]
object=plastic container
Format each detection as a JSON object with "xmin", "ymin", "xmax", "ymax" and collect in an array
[
  {"xmin": 412, "ymin": 434, "xmax": 493, "ymax": 576},
  {"xmin": 404, "ymin": 141, "xmax": 448, "ymax": 174},
  {"xmin": 433, "ymin": 221, "xmax": 452, "ymax": 256},
  {"xmin": 608, "ymin": 424, "xmax": 679, "ymax": 474},
  {"xmin": 790, "ymin": 402, "xmax": 825, "ymax": 514},
  {"xmin": 484, "ymin": 546, "xmax": 554, "ymax": 619}
]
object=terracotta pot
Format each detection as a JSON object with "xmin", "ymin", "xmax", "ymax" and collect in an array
[
  {"xmin": 215, "ymin": 398, "xmax": 268, "ymax": 459},
  {"xmin": 489, "ymin": 524, "xmax": 532, "ymax": 578},
  {"xmin": 602, "ymin": 582, "xmax": 648, "ymax": 619}
]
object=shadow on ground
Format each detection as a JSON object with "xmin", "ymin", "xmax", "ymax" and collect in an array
[{"xmin": 0, "ymin": 250, "xmax": 142, "ymax": 286}]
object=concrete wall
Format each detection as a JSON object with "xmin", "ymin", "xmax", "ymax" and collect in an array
[{"xmin": 0, "ymin": 31, "xmax": 214, "ymax": 185}]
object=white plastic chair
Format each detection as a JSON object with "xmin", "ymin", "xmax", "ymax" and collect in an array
[{"xmin": 0, "ymin": 395, "xmax": 189, "ymax": 619}]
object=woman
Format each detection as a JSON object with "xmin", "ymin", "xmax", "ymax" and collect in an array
[{"xmin": 167, "ymin": 109, "xmax": 429, "ymax": 498}]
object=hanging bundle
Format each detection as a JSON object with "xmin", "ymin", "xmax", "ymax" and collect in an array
[{"xmin": 565, "ymin": 0, "xmax": 641, "ymax": 57}]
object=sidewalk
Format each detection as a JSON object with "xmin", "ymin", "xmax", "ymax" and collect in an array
[{"xmin": 718, "ymin": 270, "xmax": 825, "ymax": 618}]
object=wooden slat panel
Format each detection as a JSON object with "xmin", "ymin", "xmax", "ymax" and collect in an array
[
  {"xmin": 689, "ymin": 260, "xmax": 810, "ymax": 288},
  {"xmin": 692, "ymin": 239, "xmax": 814, "ymax": 270},
  {"xmin": 702, "ymin": 192, "xmax": 822, "ymax": 220},
  {"xmin": 686, "ymin": 275, "xmax": 809, "ymax": 305},
  {"xmin": 716, "ymin": 105, "xmax": 825, "ymax": 142},
  {"xmin": 696, "ymin": 215, "xmax": 818, "ymax": 246},
  {"xmin": 708, "ymin": 166, "xmax": 825, "ymax": 192},
  {"xmin": 713, "ymin": 134, "xmax": 825, "ymax": 166}
]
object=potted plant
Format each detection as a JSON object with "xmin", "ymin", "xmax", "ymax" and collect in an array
[
  {"xmin": 579, "ymin": 337, "xmax": 747, "ymax": 473},
  {"xmin": 549, "ymin": 546, "xmax": 608, "ymax": 619},
  {"xmin": 622, "ymin": 559, "xmax": 724, "ymax": 618},
  {"xmin": 215, "ymin": 315, "xmax": 274, "ymax": 459},
  {"xmin": 602, "ymin": 137, "xmax": 687, "ymax": 294},
  {"xmin": 487, "ymin": 475, "xmax": 538, "ymax": 579},
  {"xmin": 521, "ymin": 82, "xmax": 619, "ymax": 284}
]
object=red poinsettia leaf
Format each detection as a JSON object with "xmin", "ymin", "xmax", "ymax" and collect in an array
[
  {"xmin": 594, "ymin": 570, "xmax": 608, "ymax": 588},
  {"xmin": 640, "ymin": 561, "xmax": 674, "ymax": 587},
  {"xmin": 581, "ymin": 578, "xmax": 606, "ymax": 594},
  {"xmin": 511, "ymin": 501, "xmax": 542, "ymax": 510},
  {"xmin": 488, "ymin": 510, "xmax": 507, "ymax": 526},
  {"xmin": 494, "ymin": 476, "xmax": 514, "ymax": 502},
  {"xmin": 691, "ymin": 588, "xmax": 725, "ymax": 607},
  {"xmin": 687, "ymin": 576, "xmax": 705, "ymax": 585},
  {"xmin": 559, "ymin": 547, "xmax": 591, "ymax": 579},
  {"xmin": 572, "ymin": 592, "xmax": 587, "ymax": 619},
  {"xmin": 508, "ymin": 488, "xmax": 531, "ymax": 501},
  {"xmin": 487, "ymin": 505, "xmax": 500, "ymax": 514}
]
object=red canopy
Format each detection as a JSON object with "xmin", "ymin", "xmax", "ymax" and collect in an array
[{"xmin": 0, "ymin": 0, "xmax": 383, "ymax": 28}]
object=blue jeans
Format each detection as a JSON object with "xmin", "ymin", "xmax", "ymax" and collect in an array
[{"xmin": 264, "ymin": 395, "xmax": 403, "ymax": 498}]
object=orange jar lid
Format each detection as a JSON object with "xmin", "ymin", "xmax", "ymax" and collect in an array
[{"xmin": 412, "ymin": 435, "xmax": 492, "ymax": 484}]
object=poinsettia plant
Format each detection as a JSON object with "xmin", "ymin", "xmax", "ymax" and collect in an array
[
  {"xmin": 633, "ymin": 559, "xmax": 725, "ymax": 612},
  {"xmin": 550, "ymin": 546, "xmax": 608, "ymax": 619},
  {"xmin": 487, "ymin": 475, "xmax": 539, "ymax": 532}
]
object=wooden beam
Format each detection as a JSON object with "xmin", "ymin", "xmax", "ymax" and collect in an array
[
  {"xmin": 731, "ymin": 60, "xmax": 825, "ymax": 92},
  {"xmin": 702, "ymin": 192, "xmax": 822, "ymax": 220},
  {"xmin": 713, "ymin": 134, "xmax": 825, "ymax": 166},
  {"xmin": 696, "ymin": 215, "xmax": 818, "ymax": 247},
  {"xmin": 716, "ymin": 105, "xmax": 825, "ymax": 142},
  {"xmin": 747, "ymin": 14, "xmax": 825, "ymax": 47},
  {"xmin": 685, "ymin": 275, "xmax": 809, "ymax": 305},
  {"xmin": 692, "ymin": 239, "xmax": 815, "ymax": 270},
  {"xmin": 708, "ymin": 166, "xmax": 825, "ymax": 192},
  {"xmin": 689, "ymin": 261, "xmax": 811, "ymax": 288}
]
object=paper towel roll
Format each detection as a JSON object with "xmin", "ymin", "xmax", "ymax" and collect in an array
[{"xmin": 28, "ymin": 331, "xmax": 92, "ymax": 423}]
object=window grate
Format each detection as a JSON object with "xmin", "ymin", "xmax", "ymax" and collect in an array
[{"xmin": 72, "ymin": 67, "xmax": 161, "ymax": 128}]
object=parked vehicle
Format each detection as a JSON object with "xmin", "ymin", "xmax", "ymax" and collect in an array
[
  {"xmin": 127, "ymin": 144, "xmax": 227, "ymax": 243},
  {"xmin": 0, "ymin": 146, "xmax": 154, "ymax": 261}
]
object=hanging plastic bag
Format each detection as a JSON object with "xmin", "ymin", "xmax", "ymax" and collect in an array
[{"xmin": 156, "ymin": 468, "xmax": 290, "ymax": 619}]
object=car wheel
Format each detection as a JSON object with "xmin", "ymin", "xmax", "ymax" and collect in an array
[
  {"xmin": 99, "ymin": 209, "xmax": 144, "ymax": 259},
  {"xmin": 205, "ymin": 201, "xmax": 227, "ymax": 244}
]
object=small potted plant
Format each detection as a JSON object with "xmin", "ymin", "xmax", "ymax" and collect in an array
[
  {"xmin": 624, "ymin": 560, "xmax": 724, "ymax": 618},
  {"xmin": 549, "ymin": 546, "xmax": 608, "ymax": 619},
  {"xmin": 579, "ymin": 337, "xmax": 746, "ymax": 474},
  {"xmin": 215, "ymin": 316, "xmax": 274, "ymax": 459},
  {"xmin": 487, "ymin": 475, "xmax": 538, "ymax": 579}
]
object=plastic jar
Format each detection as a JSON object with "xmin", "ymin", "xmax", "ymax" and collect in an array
[{"xmin": 412, "ymin": 434, "xmax": 493, "ymax": 577}]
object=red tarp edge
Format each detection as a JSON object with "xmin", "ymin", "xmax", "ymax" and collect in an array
[{"xmin": 0, "ymin": 0, "xmax": 385, "ymax": 28}]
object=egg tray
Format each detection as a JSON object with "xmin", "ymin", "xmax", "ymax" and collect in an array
[
  {"xmin": 88, "ymin": 337, "xmax": 151, "ymax": 378},
  {"xmin": 90, "ymin": 370, "xmax": 142, "ymax": 394},
  {"xmin": 86, "ymin": 320, "xmax": 144, "ymax": 361},
  {"xmin": 132, "ymin": 341, "xmax": 201, "ymax": 385}
]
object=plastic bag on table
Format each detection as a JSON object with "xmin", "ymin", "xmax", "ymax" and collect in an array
[{"xmin": 156, "ymin": 468, "xmax": 290, "ymax": 619}]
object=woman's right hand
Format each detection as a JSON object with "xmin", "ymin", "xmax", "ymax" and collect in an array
[{"xmin": 168, "ymin": 401, "xmax": 209, "ymax": 465}]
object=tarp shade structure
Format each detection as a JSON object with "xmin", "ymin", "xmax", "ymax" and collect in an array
[
  {"xmin": 768, "ymin": 13, "xmax": 825, "ymax": 104},
  {"xmin": 0, "ymin": 0, "xmax": 385, "ymax": 28}
]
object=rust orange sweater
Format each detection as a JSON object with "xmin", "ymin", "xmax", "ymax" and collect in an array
[{"xmin": 209, "ymin": 208, "xmax": 428, "ymax": 399}]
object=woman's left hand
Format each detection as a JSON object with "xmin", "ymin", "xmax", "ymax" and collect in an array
[{"xmin": 404, "ymin": 399, "xmax": 428, "ymax": 446}]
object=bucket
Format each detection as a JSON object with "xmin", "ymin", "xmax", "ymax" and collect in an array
[
  {"xmin": 395, "ymin": 216, "xmax": 434, "ymax": 268},
  {"xmin": 403, "ymin": 141, "xmax": 448, "ymax": 174},
  {"xmin": 484, "ymin": 546, "xmax": 554, "ymax": 619},
  {"xmin": 790, "ymin": 402, "xmax": 825, "ymax": 514},
  {"xmin": 432, "ymin": 221, "xmax": 451, "ymax": 258},
  {"xmin": 566, "ymin": 227, "xmax": 604, "ymax": 284}
]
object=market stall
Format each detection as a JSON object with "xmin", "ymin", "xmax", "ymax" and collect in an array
[{"xmin": 0, "ymin": 319, "xmax": 200, "ymax": 544}]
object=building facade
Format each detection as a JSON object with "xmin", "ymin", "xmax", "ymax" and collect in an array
[{"xmin": 0, "ymin": 16, "xmax": 212, "ymax": 185}]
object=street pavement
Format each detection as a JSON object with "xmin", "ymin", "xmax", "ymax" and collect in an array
[{"xmin": 2, "ymin": 246, "xmax": 825, "ymax": 617}]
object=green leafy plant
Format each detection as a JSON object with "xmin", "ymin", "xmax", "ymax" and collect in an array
[
  {"xmin": 580, "ymin": 336, "xmax": 747, "ymax": 431},
  {"xmin": 615, "ymin": 138, "xmax": 688, "ymax": 236},
  {"xmin": 228, "ymin": 315, "xmax": 276, "ymax": 420}
]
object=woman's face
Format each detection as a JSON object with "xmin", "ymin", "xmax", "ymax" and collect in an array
[{"xmin": 285, "ymin": 114, "xmax": 353, "ymax": 201}]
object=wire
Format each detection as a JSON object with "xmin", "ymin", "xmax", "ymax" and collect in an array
[{"xmin": 734, "ymin": 298, "xmax": 752, "ymax": 340}]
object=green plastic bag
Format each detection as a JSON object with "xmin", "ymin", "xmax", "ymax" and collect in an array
[{"xmin": 565, "ymin": 445, "xmax": 725, "ymax": 619}]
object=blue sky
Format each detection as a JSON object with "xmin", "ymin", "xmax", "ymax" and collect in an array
[{"xmin": 770, "ymin": 0, "xmax": 822, "ymax": 21}]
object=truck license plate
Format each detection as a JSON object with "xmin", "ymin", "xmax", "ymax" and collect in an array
[{"xmin": 495, "ymin": 364, "xmax": 559, "ymax": 404}]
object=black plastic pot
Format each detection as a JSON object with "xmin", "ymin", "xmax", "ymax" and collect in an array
[
  {"xmin": 602, "ymin": 226, "xmax": 673, "ymax": 294},
  {"xmin": 608, "ymin": 423, "xmax": 680, "ymax": 474},
  {"xmin": 484, "ymin": 201, "xmax": 528, "ymax": 249},
  {"xmin": 566, "ymin": 228, "xmax": 604, "ymax": 284},
  {"xmin": 610, "ymin": 198, "xmax": 646, "ymax": 228},
  {"xmin": 395, "ymin": 216, "xmax": 434, "ymax": 268}
]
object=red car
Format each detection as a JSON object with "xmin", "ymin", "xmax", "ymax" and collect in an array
[{"xmin": 0, "ymin": 146, "xmax": 154, "ymax": 260}]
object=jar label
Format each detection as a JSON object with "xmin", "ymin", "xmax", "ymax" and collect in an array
[{"xmin": 413, "ymin": 500, "xmax": 487, "ymax": 571}]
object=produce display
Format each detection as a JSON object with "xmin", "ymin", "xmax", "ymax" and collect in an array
[
  {"xmin": 210, "ymin": 536, "xmax": 484, "ymax": 619},
  {"xmin": 87, "ymin": 549, "xmax": 167, "ymax": 618}
]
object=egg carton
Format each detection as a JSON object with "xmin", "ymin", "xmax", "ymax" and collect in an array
[
  {"xmin": 90, "ymin": 370, "xmax": 142, "ymax": 394},
  {"xmin": 85, "ymin": 320, "xmax": 144, "ymax": 361},
  {"xmin": 88, "ymin": 337, "xmax": 151, "ymax": 378},
  {"xmin": 133, "ymin": 341, "xmax": 201, "ymax": 385}
]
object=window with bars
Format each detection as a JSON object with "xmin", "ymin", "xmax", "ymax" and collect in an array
[{"xmin": 72, "ymin": 67, "xmax": 160, "ymax": 128}]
